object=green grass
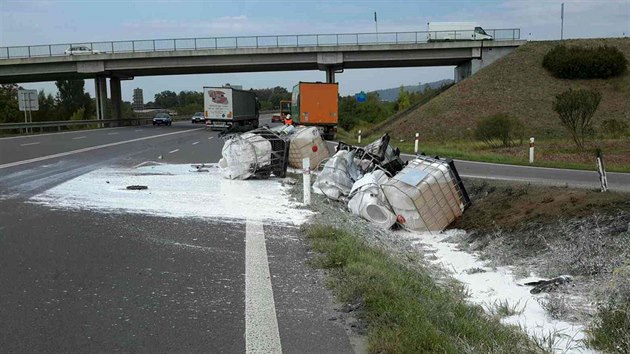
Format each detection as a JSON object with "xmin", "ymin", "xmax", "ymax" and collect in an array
[
  {"xmin": 589, "ymin": 303, "xmax": 630, "ymax": 353},
  {"xmin": 337, "ymin": 130, "xmax": 630, "ymax": 173},
  {"xmin": 306, "ymin": 224, "xmax": 540, "ymax": 353},
  {"xmin": 378, "ymin": 38, "xmax": 630, "ymax": 142},
  {"xmin": 488, "ymin": 299, "xmax": 526, "ymax": 318}
]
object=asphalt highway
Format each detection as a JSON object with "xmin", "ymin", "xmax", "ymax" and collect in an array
[
  {"xmin": 0, "ymin": 117, "xmax": 356, "ymax": 353},
  {"xmin": 1, "ymin": 116, "xmax": 628, "ymax": 352}
]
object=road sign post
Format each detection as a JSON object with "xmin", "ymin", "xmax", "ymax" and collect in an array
[{"xmin": 18, "ymin": 89, "xmax": 38, "ymax": 134}]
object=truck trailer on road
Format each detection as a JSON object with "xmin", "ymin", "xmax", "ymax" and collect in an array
[
  {"xmin": 204, "ymin": 86, "xmax": 260, "ymax": 131},
  {"xmin": 427, "ymin": 22, "xmax": 493, "ymax": 41},
  {"xmin": 291, "ymin": 82, "xmax": 338, "ymax": 140}
]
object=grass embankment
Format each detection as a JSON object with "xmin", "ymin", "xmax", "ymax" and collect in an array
[
  {"xmin": 453, "ymin": 180, "xmax": 630, "ymax": 232},
  {"xmin": 306, "ymin": 224, "xmax": 540, "ymax": 353},
  {"xmin": 382, "ymin": 38, "xmax": 630, "ymax": 141},
  {"xmin": 343, "ymin": 38, "xmax": 630, "ymax": 173},
  {"xmin": 451, "ymin": 180, "xmax": 630, "ymax": 352},
  {"xmin": 337, "ymin": 129, "xmax": 630, "ymax": 173}
]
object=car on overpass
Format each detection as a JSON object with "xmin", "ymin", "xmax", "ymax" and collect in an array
[
  {"xmin": 191, "ymin": 112, "xmax": 205, "ymax": 124},
  {"xmin": 152, "ymin": 112, "xmax": 172, "ymax": 126},
  {"xmin": 64, "ymin": 46, "xmax": 103, "ymax": 55}
]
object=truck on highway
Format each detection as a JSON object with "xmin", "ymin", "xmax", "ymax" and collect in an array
[
  {"xmin": 427, "ymin": 22, "xmax": 493, "ymax": 41},
  {"xmin": 290, "ymin": 82, "xmax": 338, "ymax": 140},
  {"xmin": 204, "ymin": 86, "xmax": 260, "ymax": 131}
]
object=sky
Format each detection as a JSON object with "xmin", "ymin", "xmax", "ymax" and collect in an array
[{"xmin": 1, "ymin": 0, "xmax": 629, "ymax": 102}]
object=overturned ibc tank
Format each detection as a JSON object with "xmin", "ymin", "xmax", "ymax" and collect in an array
[
  {"xmin": 287, "ymin": 127, "xmax": 330, "ymax": 169},
  {"xmin": 219, "ymin": 127, "xmax": 290, "ymax": 180},
  {"xmin": 381, "ymin": 155, "xmax": 471, "ymax": 232}
]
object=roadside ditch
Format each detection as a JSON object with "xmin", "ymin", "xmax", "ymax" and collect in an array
[{"xmin": 291, "ymin": 174, "xmax": 630, "ymax": 353}]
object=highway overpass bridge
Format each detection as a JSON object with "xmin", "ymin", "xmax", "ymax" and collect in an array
[{"xmin": 0, "ymin": 30, "xmax": 523, "ymax": 120}]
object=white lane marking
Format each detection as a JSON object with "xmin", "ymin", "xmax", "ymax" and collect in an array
[
  {"xmin": 107, "ymin": 132, "xmax": 119, "ymax": 135},
  {"xmin": 169, "ymin": 149, "xmax": 179, "ymax": 154},
  {"xmin": 245, "ymin": 220, "xmax": 282, "ymax": 354},
  {"xmin": 0, "ymin": 128, "xmax": 204, "ymax": 170},
  {"xmin": 135, "ymin": 129, "xmax": 143, "ymax": 132},
  {"xmin": 20, "ymin": 142, "xmax": 41, "ymax": 146},
  {"xmin": 208, "ymin": 137, "xmax": 214, "ymax": 140},
  {"xmin": 192, "ymin": 141, "xmax": 199, "ymax": 145},
  {"xmin": 0, "ymin": 126, "xmax": 125, "ymax": 141},
  {"xmin": 72, "ymin": 136, "xmax": 87, "ymax": 140}
]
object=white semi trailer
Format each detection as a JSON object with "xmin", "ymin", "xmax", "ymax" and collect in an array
[
  {"xmin": 427, "ymin": 22, "xmax": 493, "ymax": 41},
  {"xmin": 203, "ymin": 86, "xmax": 260, "ymax": 131}
]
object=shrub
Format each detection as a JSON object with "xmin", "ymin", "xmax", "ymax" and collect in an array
[
  {"xmin": 69, "ymin": 107, "xmax": 85, "ymax": 121},
  {"xmin": 338, "ymin": 114, "xmax": 358, "ymax": 131},
  {"xmin": 474, "ymin": 113, "xmax": 524, "ymax": 148},
  {"xmin": 553, "ymin": 89, "xmax": 601, "ymax": 150},
  {"xmin": 601, "ymin": 119, "xmax": 630, "ymax": 138},
  {"xmin": 543, "ymin": 45, "xmax": 628, "ymax": 79}
]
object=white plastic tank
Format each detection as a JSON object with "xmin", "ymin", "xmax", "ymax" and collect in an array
[
  {"xmin": 382, "ymin": 158, "xmax": 464, "ymax": 232},
  {"xmin": 220, "ymin": 132, "xmax": 272, "ymax": 180},
  {"xmin": 312, "ymin": 150, "xmax": 357, "ymax": 200},
  {"xmin": 348, "ymin": 170, "xmax": 397, "ymax": 229},
  {"xmin": 288, "ymin": 127, "xmax": 329, "ymax": 169}
]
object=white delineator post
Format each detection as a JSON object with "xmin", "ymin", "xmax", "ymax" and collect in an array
[
  {"xmin": 303, "ymin": 157, "xmax": 311, "ymax": 205},
  {"xmin": 358, "ymin": 130, "xmax": 362, "ymax": 144},
  {"xmin": 414, "ymin": 133, "xmax": 419, "ymax": 155},
  {"xmin": 529, "ymin": 137, "xmax": 535, "ymax": 164},
  {"xmin": 596, "ymin": 150, "xmax": 608, "ymax": 192}
]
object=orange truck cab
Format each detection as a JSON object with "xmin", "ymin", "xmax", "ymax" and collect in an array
[{"xmin": 291, "ymin": 82, "xmax": 338, "ymax": 140}]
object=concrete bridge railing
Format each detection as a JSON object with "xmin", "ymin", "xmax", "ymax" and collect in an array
[{"xmin": 0, "ymin": 29, "xmax": 521, "ymax": 59}]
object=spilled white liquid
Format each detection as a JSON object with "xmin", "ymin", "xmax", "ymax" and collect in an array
[
  {"xmin": 29, "ymin": 163, "xmax": 312, "ymax": 225},
  {"xmin": 403, "ymin": 229, "xmax": 595, "ymax": 353}
]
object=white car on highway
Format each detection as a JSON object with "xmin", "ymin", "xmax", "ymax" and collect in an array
[
  {"xmin": 191, "ymin": 112, "xmax": 205, "ymax": 124},
  {"xmin": 64, "ymin": 46, "xmax": 102, "ymax": 55}
]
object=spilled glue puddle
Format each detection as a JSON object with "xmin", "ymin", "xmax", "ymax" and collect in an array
[
  {"xmin": 29, "ymin": 163, "xmax": 312, "ymax": 225},
  {"xmin": 404, "ymin": 229, "xmax": 595, "ymax": 354}
]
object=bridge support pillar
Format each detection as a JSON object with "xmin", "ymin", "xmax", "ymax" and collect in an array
[
  {"xmin": 455, "ymin": 45, "xmax": 519, "ymax": 83},
  {"xmin": 95, "ymin": 76, "xmax": 108, "ymax": 122},
  {"xmin": 454, "ymin": 61, "xmax": 472, "ymax": 83},
  {"xmin": 325, "ymin": 67, "xmax": 335, "ymax": 83},
  {"xmin": 110, "ymin": 77, "xmax": 122, "ymax": 121}
]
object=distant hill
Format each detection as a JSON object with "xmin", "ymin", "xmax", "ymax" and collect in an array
[
  {"xmin": 370, "ymin": 38, "xmax": 630, "ymax": 141},
  {"xmin": 371, "ymin": 79, "xmax": 454, "ymax": 102}
]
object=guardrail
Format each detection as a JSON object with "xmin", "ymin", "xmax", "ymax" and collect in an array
[
  {"xmin": 0, "ymin": 118, "xmax": 153, "ymax": 133},
  {"xmin": 0, "ymin": 29, "xmax": 521, "ymax": 59}
]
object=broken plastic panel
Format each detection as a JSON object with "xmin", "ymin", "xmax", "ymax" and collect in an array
[{"xmin": 337, "ymin": 133, "xmax": 406, "ymax": 177}]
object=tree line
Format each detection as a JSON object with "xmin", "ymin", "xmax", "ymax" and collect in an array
[
  {"xmin": 0, "ymin": 80, "xmax": 134, "ymax": 124},
  {"xmin": 148, "ymin": 86, "xmax": 292, "ymax": 115},
  {"xmin": 338, "ymin": 84, "xmax": 452, "ymax": 131}
]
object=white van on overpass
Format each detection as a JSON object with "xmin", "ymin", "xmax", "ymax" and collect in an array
[{"xmin": 427, "ymin": 22, "xmax": 494, "ymax": 41}]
